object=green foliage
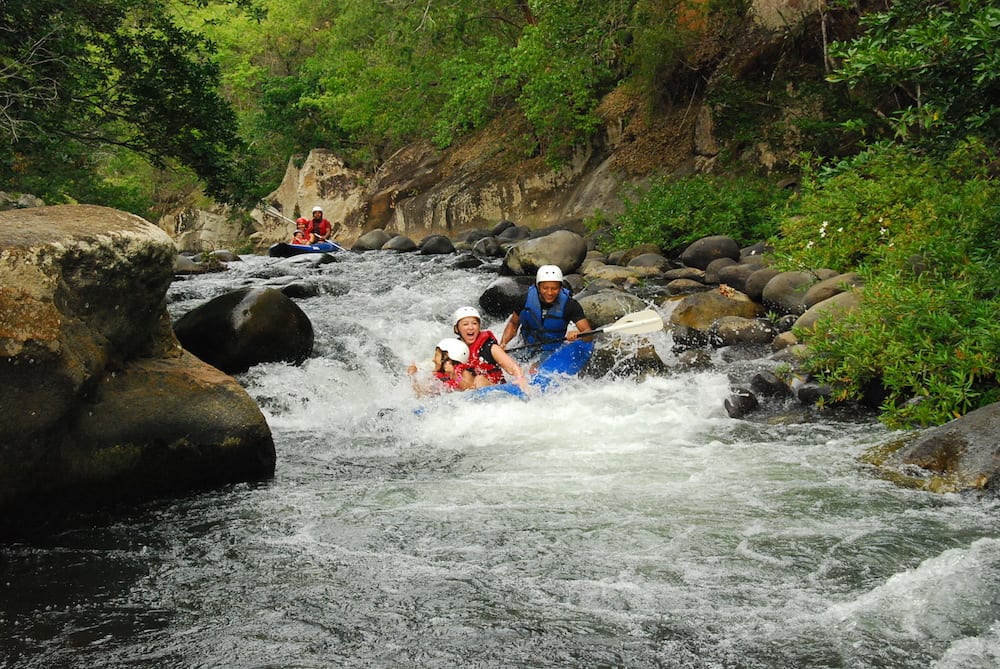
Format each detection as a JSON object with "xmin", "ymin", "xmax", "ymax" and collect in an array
[
  {"xmin": 432, "ymin": 38, "xmax": 513, "ymax": 148},
  {"xmin": 608, "ymin": 174, "xmax": 790, "ymax": 252},
  {"xmin": 779, "ymin": 142, "xmax": 1000, "ymax": 427},
  {"xmin": 772, "ymin": 143, "xmax": 995, "ymax": 271},
  {"xmin": 708, "ymin": 70, "xmax": 867, "ymax": 163},
  {"xmin": 804, "ymin": 273, "xmax": 1000, "ymax": 429},
  {"xmin": 431, "ymin": 1, "xmax": 630, "ymax": 160},
  {"xmin": 1, "ymin": 0, "xmax": 263, "ymax": 207},
  {"xmin": 202, "ymin": 1, "xmax": 721, "ymax": 167},
  {"xmin": 828, "ymin": 0, "xmax": 1000, "ymax": 149}
]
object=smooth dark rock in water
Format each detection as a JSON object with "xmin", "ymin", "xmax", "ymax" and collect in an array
[
  {"xmin": 174, "ymin": 286, "xmax": 314, "ymax": 374},
  {"xmin": 478, "ymin": 275, "xmax": 532, "ymax": 319},
  {"xmin": 419, "ymin": 234, "xmax": 456, "ymax": 255},
  {"xmin": 725, "ymin": 388, "xmax": 759, "ymax": 418},
  {"xmin": 453, "ymin": 253, "xmax": 483, "ymax": 270},
  {"xmin": 383, "ymin": 235, "xmax": 418, "ymax": 252},
  {"xmin": 883, "ymin": 401, "xmax": 1000, "ymax": 494},
  {"xmin": 282, "ymin": 282, "xmax": 321, "ymax": 299},
  {"xmin": 751, "ymin": 370, "xmax": 792, "ymax": 398},
  {"xmin": 796, "ymin": 382, "xmax": 833, "ymax": 405}
]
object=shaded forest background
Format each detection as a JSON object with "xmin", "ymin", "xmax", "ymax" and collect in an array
[{"xmin": 2, "ymin": 0, "xmax": 999, "ymax": 427}]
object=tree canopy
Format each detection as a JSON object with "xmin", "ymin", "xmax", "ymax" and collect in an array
[
  {"xmin": 206, "ymin": 0, "xmax": 721, "ymax": 175},
  {"xmin": 0, "ymin": 0, "xmax": 262, "ymax": 207},
  {"xmin": 2, "ymin": 0, "xmax": 997, "ymax": 227},
  {"xmin": 828, "ymin": 0, "xmax": 1000, "ymax": 149}
]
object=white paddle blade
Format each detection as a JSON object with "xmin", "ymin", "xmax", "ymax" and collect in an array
[{"xmin": 597, "ymin": 309, "xmax": 664, "ymax": 335}]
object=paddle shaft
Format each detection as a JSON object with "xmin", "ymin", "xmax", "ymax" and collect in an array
[{"xmin": 264, "ymin": 206, "xmax": 297, "ymax": 225}]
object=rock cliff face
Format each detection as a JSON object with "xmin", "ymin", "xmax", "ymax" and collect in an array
[
  {"xmin": 250, "ymin": 126, "xmax": 630, "ymax": 250},
  {"xmin": 0, "ymin": 205, "xmax": 275, "ymax": 531}
]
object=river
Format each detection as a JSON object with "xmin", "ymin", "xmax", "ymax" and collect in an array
[{"xmin": 2, "ymin": 250, "xmax": 999, "ymax": 668}]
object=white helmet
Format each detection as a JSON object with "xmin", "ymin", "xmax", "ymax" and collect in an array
[
  {"xmin": 312, "ymin": 206, "xmax": 323, "ymax": 213},
  {"xmin": 436, "ymin": 338, "xmax": 469, "ymax": 364},
  {"xmin": 452, "ymin": 306, "xmax": 481, "ymax": 327},
  {"xmin": 536, "ymin": 264, "xmax": 564, "ymax": 284}
]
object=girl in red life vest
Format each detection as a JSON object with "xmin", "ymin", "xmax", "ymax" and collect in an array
[
  {"xmin": 451, "ymin": 306, "xmax": 530, "ymax": 393},
  {"xmin": 291, "ymin": 217, "xmax": 313, "ymax": 244},
  {"xmin": 407, "ymin": 338, "xmax": 476, "ymax": 396}
]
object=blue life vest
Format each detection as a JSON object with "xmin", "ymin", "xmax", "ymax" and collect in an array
[{"xmin": 519, "ymin": 286, "xmax": 570, "ymax": 352}]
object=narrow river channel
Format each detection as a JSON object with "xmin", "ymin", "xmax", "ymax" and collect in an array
[{"xmin": 2, "ymin": 250, "xmax": 998, "ymax": 668}]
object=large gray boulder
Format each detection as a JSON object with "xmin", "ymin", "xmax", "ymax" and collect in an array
[
  {"xmin": 353, "ymin": 229, "xmax": 393, "ymax": 251},
  {"xmin": 419, "ymin": 234, "xmax": 456, "ymax": 255},
  {"xmin": 669, "ymin": 287, "xmax": 763, "ymax": 332},
  {"xmin": 744, "ymin": 267, "xmax": 781, "ymax": 302},
  {"xmin": 793, "ymin": 289, "xmax": 862, "ymax": 331},
  {"xmin": 579, "ymin": 260, "xmax": 660, "ymax": 285},
  {"xmin": 761, "ymin": 270, "xmax": 818, "ymax": 315},
  {"xmin": 802, "ymin": 271, "xmax": 863, "ymax": 308},
  {"xmin": 709, "ymin": 316, "xmax": 779, "ymax": 348},
  {"xmin": 382, "ymin": 235, "xmax": 418, "ymax": 252},
  {"xmin": 0, "ymin": 205, "xmax": 275, "ymax": 525},
  {"xmin": 74, "ymin": 352, "xmax": 275, "ymax": 497},
  {"xmin": 715, "ymin": 263, "xmax": 761, "ymax": 293},
  {"xmin": 503, "ymin": 229, "xmax": 588, "ymax": 277},
  {"xmin": 479, "ymin": 276, "xmax": 533, "ymax": 319},
  {"xmin": 577, "ymin": 291, "xmax": 649, "ymax": 329},
  {"xmin": 679, "ymin": 235, "xmax": 740, "ymax": 270}
]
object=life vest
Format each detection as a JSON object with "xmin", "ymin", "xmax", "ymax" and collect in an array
[
  {"xmin": 434, "ymin": 370, "xmax": 463, "ymax": 390},
  {"xmin": 519, "ymin": 286, "xmax": 570, "ymax": 352},
  {"xmin": 310, "ymin": 218, "xmax": 332, "ymax": 240},
  {"xmin": 467, "ymin": 331, "xmax": 505, "ymax": 384}
]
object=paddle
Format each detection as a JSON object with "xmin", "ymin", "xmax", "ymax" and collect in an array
[
  {"xmin": 263, "ymin": 205, "xmax": 347, "ymax": 252},
  {"xmin": 505, "ymin": 308, "xmax": 664, "ymax": 352}
]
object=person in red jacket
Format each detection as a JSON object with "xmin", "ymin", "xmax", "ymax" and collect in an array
[
  {"xmin": 291, "ymin": 217, "xmax": 313, "ymax": 244},
  {"xmin": 309, "ymin": 206, "xmax": 332, "ymax": 241}
]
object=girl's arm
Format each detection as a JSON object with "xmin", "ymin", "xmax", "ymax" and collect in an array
[{"xmin": 491, "ymin": 344, "xmax": 530, "ymax": 393}]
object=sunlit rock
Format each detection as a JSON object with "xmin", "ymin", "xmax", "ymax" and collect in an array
[
  {"xmin": 0, "ymin": 205, "xmax": 275, "ymax": 523},
  {"xmin": 503, "ymin": 230, "xmax": 588, "ymax": 277}
]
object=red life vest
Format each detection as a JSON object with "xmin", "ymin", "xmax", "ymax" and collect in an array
[
  {"xmin": 434, "ymin": 369, "xmax": 463, "ymax": 390},
  {"xmin": 467, "ymin": 331, "xmax": 505, "ymax": 384},
  {"xmin": 310, "ymin": 217, "xmax": 332, "ymax": 240}
]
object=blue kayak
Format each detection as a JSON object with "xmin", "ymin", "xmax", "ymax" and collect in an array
[
  {"xmin": 469, "ymin": 340, "xmax": 594, "ymax": 399},
  {"xmin": 268, "ymin": 240, "xmax": 344, "ymax": 257}
]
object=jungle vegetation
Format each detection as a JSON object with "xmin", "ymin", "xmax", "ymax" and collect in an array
[{"xmin": 1, "ymin": 0, "xmax": 998, "ymax": 426}]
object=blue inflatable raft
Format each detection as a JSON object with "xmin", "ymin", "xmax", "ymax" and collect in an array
[
  {"xmin": 268, "ymin": 240, "xmax": 345, "ymax": 257},
  {"xmin": 469, "ymin": 340, "xmax": 594, "ymax": 399}
]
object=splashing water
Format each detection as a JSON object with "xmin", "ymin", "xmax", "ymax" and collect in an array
[{"xmin": 2, "ymin": 252, "xmax": 998, "ymax": 668}]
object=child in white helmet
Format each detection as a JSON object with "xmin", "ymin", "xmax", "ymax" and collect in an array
[{"xmin": 407, "ymin": 338, "xmax": 477, "ymax": 396}]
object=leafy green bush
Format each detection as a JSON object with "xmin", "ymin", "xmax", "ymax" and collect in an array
[
  {"xmin": 607, "ymin": 174, "xmax": 789, "ymax": 252},
  {"xmin": 804, "ymin": 273, "xmax": 1000, "ymax": 428},
  {"xmin": 828, "ymin": 0, "xmax": 1000, "ymax": 150},
  {"xmin": 778, "ymin": 141, "xmax": 1000, "ymax": 427}
]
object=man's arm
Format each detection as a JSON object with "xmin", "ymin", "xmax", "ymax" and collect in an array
[
  {"xmin": 499, "ymin": 313, "xmax": 520, "ymax": 349},
  {"xmin": 564, "ymin": 299, "xmax": 592, "ymax": 342}
]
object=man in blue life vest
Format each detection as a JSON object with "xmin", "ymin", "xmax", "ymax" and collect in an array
[{"xmin": 499, "ymin": 264, "xmax": 593, "ymax": 357}]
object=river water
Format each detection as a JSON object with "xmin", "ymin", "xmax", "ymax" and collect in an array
[{"xmin": 3, "ymin": 251, "xmax": 999, "ymax": 668}]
